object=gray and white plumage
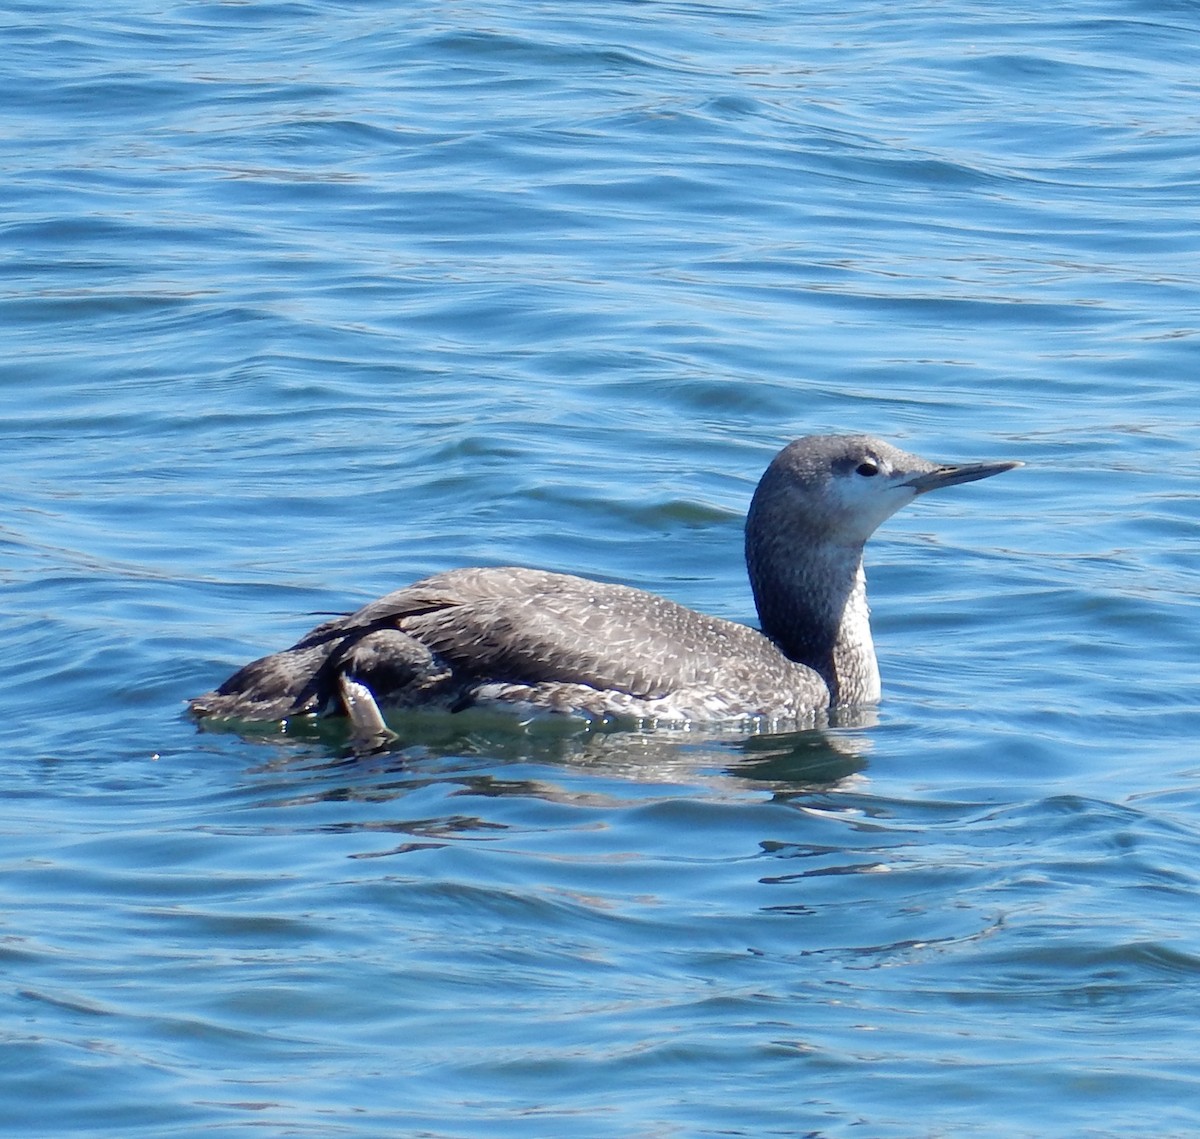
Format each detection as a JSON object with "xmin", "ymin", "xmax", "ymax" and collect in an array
[{"xmin": 188, "ymin": 434, "xmax": 1019, "ymax": 731}]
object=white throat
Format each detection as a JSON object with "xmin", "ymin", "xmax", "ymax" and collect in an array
[{"xmin": 830, "ymin": 562, "xmax": 880, "ymax": 705}]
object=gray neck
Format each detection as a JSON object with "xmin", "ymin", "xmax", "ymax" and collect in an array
[{"xmin": 745, "ymin": 507, "xmax": 881, "ymax": 708}]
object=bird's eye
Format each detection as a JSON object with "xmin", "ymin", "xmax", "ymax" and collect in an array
[{"xmin": 855, "ymin": 460, "xmax": 880, "ymax": 477}]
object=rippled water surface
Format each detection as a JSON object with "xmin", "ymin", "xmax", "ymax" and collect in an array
[{"xmin": 4, "ymin": 1, "xmax": 1200, "ymax": 1135}]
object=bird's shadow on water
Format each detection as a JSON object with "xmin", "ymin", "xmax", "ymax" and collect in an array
[{"xmin": 194, "ymin": 706, "xmax": 873, "ymax": 796}]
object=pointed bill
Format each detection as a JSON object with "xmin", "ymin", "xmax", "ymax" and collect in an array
[{"xmin": 904, "ymin": 459, "xmax": 1023, "ymax": 494}]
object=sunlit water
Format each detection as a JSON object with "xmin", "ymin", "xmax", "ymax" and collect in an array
[{"xmin": 4, "ymin": 2, "xmax": 1200, "ymax": 1135}]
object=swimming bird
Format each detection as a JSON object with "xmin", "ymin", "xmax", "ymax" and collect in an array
[{"xmin": 188, "ymin": 434, "xmax": 1019, "ymax": 733}]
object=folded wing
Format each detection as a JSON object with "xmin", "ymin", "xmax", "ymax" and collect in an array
[{"xmin": 189, "ymin": 566, "xmax": 819, "ymax": 723}]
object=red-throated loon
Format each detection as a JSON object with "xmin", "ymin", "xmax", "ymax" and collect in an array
[{"xmin": 188, "ymin": 434, "xmax": 1020, "ymax": 733}]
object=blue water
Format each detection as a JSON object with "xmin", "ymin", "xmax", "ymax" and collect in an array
[{"xmin": 4, "ymin": 1, "xmax": 1200, "ymax": 1135}]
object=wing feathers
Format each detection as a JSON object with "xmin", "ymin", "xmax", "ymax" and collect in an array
[{"xmin": 190, "ymin": 566, "xmax": 817, "ymax": 722}]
